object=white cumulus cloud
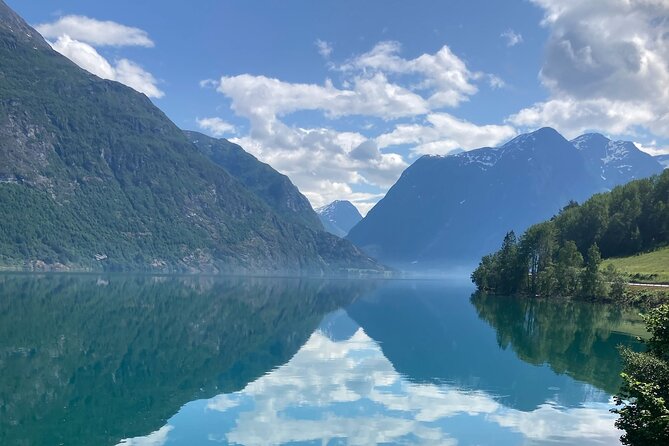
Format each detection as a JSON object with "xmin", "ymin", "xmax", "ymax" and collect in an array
[
  {"xmin": 196, "ymin": 117, "xmax": 236, "ymax": 137},
  {"xmin": 35, "ymin": 15, "xmax": 154, "ymax": 47},
  {"xmin": 377, "ymin": 112, "xmax": 517, "ymax": 155},
  {"xmin": 229, "ymin": 123, "xmax": 407, "ymax": 212},
  {"xmin": 36, "ymin": 15, "xmax": 163, "ymax": 98},
  {"xmin": 204, "ymin": 41, "xmax": 509, "ymax": 210},
  {"xmin": 217, "ymin": 73, "xmax": 429, "ymax": 121},
  {"xmin": 510, "ymin": 0, "xmax": 669, "ymax": 138},
  {"xmin": 50, "ymin": 35, "xmax": 164, "ymax": 98},
  {"xmin": 340, "ymin": 41, "xmax": 480, "ymax": 108}
]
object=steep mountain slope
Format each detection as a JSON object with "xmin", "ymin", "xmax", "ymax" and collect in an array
[
  {"xmin": 347, "ymin": 128, "xmax": 601, "ymax": 267},
  {"xmin": 184, "ymin": 131, "xmax": 323, "ymax": 231},
  {"xmin": 316, "ymin": 200, "xmax": 363, "ymax": 237},
  {"xmin": 571, "ymin": 133, "xmax": 663, "ymax": 189},
  {"xmin": 0, "ymin": 1, "xmax": 380, "ymax": 273}
]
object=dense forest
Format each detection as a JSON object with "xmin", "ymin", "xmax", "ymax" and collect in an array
[{"xmin": 472, "ymin": 169, "xmax": 669, "ymax": 300}]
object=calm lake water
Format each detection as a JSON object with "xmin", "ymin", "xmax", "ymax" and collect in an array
[{"xmin": 0, "ymin": 274, "xmax": 646, "ymax": 445}]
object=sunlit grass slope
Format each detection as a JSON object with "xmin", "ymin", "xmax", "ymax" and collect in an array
[{"xmin": 603, "ymin": 246, "xmax": 669, "ymax": 284}]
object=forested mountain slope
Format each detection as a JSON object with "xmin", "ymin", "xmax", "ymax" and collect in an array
[
  {"xmin": 0, "ymin": 0, "xmax": 380, "ymax": 273},
  {"xmin": 185, "ymin": 130, "xmax": 323, "ymax": 231}
]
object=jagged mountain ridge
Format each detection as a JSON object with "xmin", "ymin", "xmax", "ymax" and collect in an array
[
  {"xmin": 571, "ymin": 133, "xmax": 662, "ymax": 189},
  {"xmin": 316, "ymin": 200, "xmax": 363, "ymax": 237},
  {"xmin": 0, "ymin": 0, "xmax": 381, "ymax": 273},
  {"xmin": 347, "ymin": 128, "xmax": 664, "ymax": 268}
]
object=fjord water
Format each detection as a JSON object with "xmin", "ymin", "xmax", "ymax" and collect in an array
[{"xmin": 0, "ymin": 275, "xmax": 644, "ymax": 445}]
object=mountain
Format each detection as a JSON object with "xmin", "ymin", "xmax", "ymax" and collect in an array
[
  {"xmin": 184, "ymin": 130, "xmax": 322, "ymax": 231},
  {"xmin": 0, "ymin": 1, "xmax": 380, "ymax": 273},
  {"xmin": 316, "ymin": 200, "xmax": 363, "ymax": 237},
  {"xmin": 348, "ymin": 128, "xmax": 666, "ymax": 268},
  {"xmin": 571, "ymin": 133, "xmax": 663, "ymax": 189},
  {"xmin": 656, "ymin": 154, "xmax": 669, "ymax": 169},
  {"xmin": 348, "ymin": 128, "xmax": 602, "ymax": 267}
]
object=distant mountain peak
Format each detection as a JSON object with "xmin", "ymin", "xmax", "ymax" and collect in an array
[
  {"xmin": 0, "ymin": 0, "xmax": 50, "ymax": 49},
  {"xmin": 325, "ymin": 200, "xmax": 350, "ymax": 206},
  {"xmin": 573, "ymin": 132, "xmax": 609, "ymax": 142},
  {"xmin": 316, "ymin": 200, "xmax": 363, "ymax": 238},
  {"xmin": 316, "ymin": 200, "xmax": 360, "ymax": 214},
  {"xmin": 502, "ymin": 127, "xmax": 567, "ymax": 150},
  {"xmin": 347, "ymin": 127, "xmax": 663, "ymax": 268},
  {"xmin": 571, "ymin": 133, "xmax": 662, "ymax": 187},
  {"xmin": 534, "ymin": 126, "xmax": 562, "ymax": 137},
  {"xmin": 440, "ymin": 127, "xmax": 573, "ymax": 173}
]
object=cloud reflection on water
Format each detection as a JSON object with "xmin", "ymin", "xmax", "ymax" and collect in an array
[{"xmin": 122, "ymin": 312, "xmax": 622, "ymax": 445}]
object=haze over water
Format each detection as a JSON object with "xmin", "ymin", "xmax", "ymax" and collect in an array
[{"xmin": 0, "ymin": 274, "xmax": 644, "ymax": 445}]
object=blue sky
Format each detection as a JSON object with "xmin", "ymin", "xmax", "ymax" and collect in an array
[{"xmin": 9, "ymin": 0, "xmax": 669, "ymax": 213}]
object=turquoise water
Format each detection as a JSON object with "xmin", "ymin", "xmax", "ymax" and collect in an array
[{"xmin": 0, "ymin": 275, "xmax": 644, "ymax": 445}]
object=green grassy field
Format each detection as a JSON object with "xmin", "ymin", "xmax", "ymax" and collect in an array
[{"xmin": 603, "ymin": 246, "xmax": 669, "ymax": 284}]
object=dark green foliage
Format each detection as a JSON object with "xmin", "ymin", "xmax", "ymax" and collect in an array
[
  {"xmin": 471, "ymin": 231, "xmax": 526, "ymax": 295},
  {"xmin": 472, "ymin": 170, "xmax": 669, "ymax": 300},
  {"xmin": 0, "ymin": 2, "xmax": 382, "ymax": 273},
  {"xmin": 555, "ymin": 173, "xmax": 669, "ymax": 258},
  {"xmin": 497, "ymin": 231, "xmax": 524, "ymax": 294},
  {"xmin": 520, "ymin": 222, "xmax": 557, "ymax": 294},
  {"xmin": 614, "ymin": 304, "xmax": 669, "ymax": 445},
  {"xmin": 620, "ymin": 288, "xmax": 669, "ymax": 309},
  {"xmin": 581, "ymin": 244, "xmax": 606, "ymax": 298},
  {"xmin": 555, "ymin": 241, "xmax": 583, "ymax": 296},
  {"xmin": 606, "ymin": 264, "xmax": 627, "ymax": 301}
]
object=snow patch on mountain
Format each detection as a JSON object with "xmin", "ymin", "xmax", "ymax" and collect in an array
[
  {"xmin": 571, "ymin": 133, "xmax": 663, "ymax": 189},
  {"xmin": 316, "ymin": 200, "xmax": 363, "ymax": 238}
]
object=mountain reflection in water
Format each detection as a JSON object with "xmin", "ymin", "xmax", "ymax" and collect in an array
[{"xmin": 0, "ymin": 275, "xmax": 644, "ymax": 445}]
